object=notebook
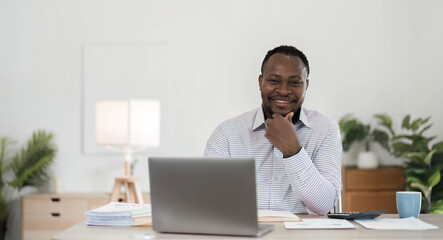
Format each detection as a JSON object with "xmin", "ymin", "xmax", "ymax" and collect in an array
[{"xmin": 148, "ymin": 157, "xmax": 274, "ymax": 237}]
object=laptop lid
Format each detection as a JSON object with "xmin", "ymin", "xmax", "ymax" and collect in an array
[{"xmin": 148, "ymin": 157, "xmax": 273, "ymax": 236}]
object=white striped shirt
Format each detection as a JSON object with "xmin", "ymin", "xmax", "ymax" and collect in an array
[{"xmin": 204, "ymin": 107, "xmax": 342, "ymax": 215}]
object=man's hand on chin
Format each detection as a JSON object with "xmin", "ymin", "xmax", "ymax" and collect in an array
[{"xmin": 265, "ymin": 112, "xmax": 302, "ymax": 158}]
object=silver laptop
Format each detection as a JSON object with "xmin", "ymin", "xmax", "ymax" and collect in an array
[{"xmin": 148, "ymin": 157, "xmax": 274, "ymax": 237}]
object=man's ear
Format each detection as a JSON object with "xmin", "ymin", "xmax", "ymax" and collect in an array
[
  {"xmin": 258, "ymin": 75, "xmax": 263, "ymax": 90},
  {"xmin": 306, "ymin": 79, "xmax": 309, "ymax": 91}
]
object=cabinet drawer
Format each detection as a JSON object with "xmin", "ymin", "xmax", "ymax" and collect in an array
[
  {"xmin": 23, "ymin": 197, "xmax": 89, "ymax": 214},
  {"xmin": 345, "ymin": 191, "xmax": 398, "ymax": 213},
  {"xmin": 21, "ymin": 193, "xmax": 110, "ymax": 240},
  {"xmin": 22, "ymin": 210, "xmax": 86, "ymax": 230},
  {"xmin": 346, "ymin": 168, "xmax": 404, "ymax": 190}
]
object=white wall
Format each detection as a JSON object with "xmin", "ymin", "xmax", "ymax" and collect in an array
[{"xmin": 1, "ymin": 0, "xmax": 443, "ymax": 194}]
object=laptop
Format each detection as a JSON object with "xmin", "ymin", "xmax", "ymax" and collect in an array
[{"xmin": 148, "ymin": 157, "xmax": 274, "ymax": 237}]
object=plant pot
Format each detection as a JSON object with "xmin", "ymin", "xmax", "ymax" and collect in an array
[{"xmin": 357, "ymin": 151, "xmax": 379, "ymax": 169}]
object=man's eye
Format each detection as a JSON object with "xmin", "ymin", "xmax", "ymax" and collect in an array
[
  {"xmin": 290, "ymin": 81, "xmax": 302, "ymax": 86},
  {"xmin": 268, "ymin": 79, "xmax": 278, "ymax": 84}
]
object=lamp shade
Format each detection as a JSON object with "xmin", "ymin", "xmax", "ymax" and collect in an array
[{"xmin": 95, "ymin": 99, "xmax": 160, "ymax": 147}]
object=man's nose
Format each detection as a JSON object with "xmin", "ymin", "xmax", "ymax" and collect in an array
[{"xmin": 276, "ymin": 83, "xmax": 291, "ymax": 95}]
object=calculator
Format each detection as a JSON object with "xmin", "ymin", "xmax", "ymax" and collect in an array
[{"xmin": 327, "ymin": 210, "xmax": 388, "ymax": 220}]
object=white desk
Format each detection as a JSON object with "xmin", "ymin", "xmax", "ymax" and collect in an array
[{"xmin": 53, "ymin": 214, "xmax": 443, "ymax": 240}]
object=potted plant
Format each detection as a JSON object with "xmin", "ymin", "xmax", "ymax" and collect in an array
[
  {"xmin": 376, "ymin": 114, "xmax": 443, "ymax": 213},
  {"xmin": 339, "ymin": 114, "xmax": 391, "ymax": 169},
  {"xmin": 0, "ymin": 130, "xmax": 57, "ymax": 240}
]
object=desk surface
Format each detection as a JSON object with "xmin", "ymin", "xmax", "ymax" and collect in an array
[{"xmin": 53, "ymin": 214, "xmax": 443, "ymax": 240}]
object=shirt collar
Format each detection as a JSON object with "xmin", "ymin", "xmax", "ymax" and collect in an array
[
  {"xmin": 299, "ymin": 107, "xmax": 311, "ymax": 128},
  {"xmin": 252, "ymin": 107, "xmax": 266, "ymax": 131},
  {"xmin": 252, "ymin": 106, "xmax": 311, "ymax": 131}
]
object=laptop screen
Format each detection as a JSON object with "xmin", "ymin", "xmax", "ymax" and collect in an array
[{"xmin": 148, "ymin": 157, "xmax": 268, "ymax": 236}]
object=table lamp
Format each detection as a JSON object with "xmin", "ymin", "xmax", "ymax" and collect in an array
[{"xmin": 95, "ymin": 99, "xmax": 160, "ymax": 203}]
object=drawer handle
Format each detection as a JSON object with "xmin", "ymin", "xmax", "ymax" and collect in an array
[
  {"xmin": 51, "ymin": 197, "xmax": 60, "ymax": 202},
  {"xmin": 51, "ymin": 212, "xmax": 61, "ymax": 217}
]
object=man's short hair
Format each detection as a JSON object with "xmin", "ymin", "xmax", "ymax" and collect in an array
[{"xmin": 261, "ymin": 45, "xmax": 310, "ymax": 77}]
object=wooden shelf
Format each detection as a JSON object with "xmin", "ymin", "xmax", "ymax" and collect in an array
[{"xmin": 342, "ymin": 166, "xmax": 405, "ymax": 213}]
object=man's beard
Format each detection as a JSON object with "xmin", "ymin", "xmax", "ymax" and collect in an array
[{"xmin": 262, "ymin": 102, "xmax": 294, "ymax": 118}]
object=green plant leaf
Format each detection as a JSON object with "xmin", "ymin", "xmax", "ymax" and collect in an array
[
  {"xmin": 374, "ymin": 113, "xmax": 395, "ymax": 136},
  {"xmin": 391, "ymin": 134, "xmax": 414, "ymax": 141},
  {"xmin": 339, "ymin": 115, "xmax": 370, "ymax": 152},
  {"xmin": 342, "ymin": 142, "xmax": 351, "ymax": 152},
  {"xmin": 431, "ymin": 152, "xmax": 443, "ymax": 164},
  {"xmin": 431, "ymin": 161, "xmax": 443, "ymax": 174},
  {"xmin": 407, "ymin": 176, "xmax": 424, "ymax": 184},
  {"xmin": 339, "ymin": 114, "xmax": 355, "ymax": 132},
  {"xmin": 428, "ymin": 170, "xmax": 441, "ymax": 188},
  {"xmin": 432, "ymin": 141, "xmax": 443, "ymax": 153},
  {"xmin": 0, "ymin": 137, "xmax": 17, "ymax": 190},
  {"xmin": 431, "ymin": 163, "xmax": 443, "ymax": 173},
  {"xmin": 410, "ymin": 118, "xmax": 423, "ymax": 131},
  {"xmin": 402, "ymin": 115, "xmax": 411, "ymax": 129},
  {"xmin": 404, "ymin": 167, "xmax": 426, "ymax": 175},
  {"xmin": 419, "ymin": 124, "xmax": 433, "ymax": 136},
  {"xmin": 420, "ymin": 116, "xmax": 431, "ymax": 127},
  {"xmin": 412, "ymin": 136, "xmax": 430, "ymax": 153},
  {"xmin": 410, "ymin": 182, "xmax": 430, "ymax": 196},
  {"xmin": 0, "ymin": 137, "xmax": 16, "ymax": 171},
  {"xmin": 8, "ymin": 130, "xmax": 57, "ymax": 189},
  {"xmin": 406, "ymin": 158, "xmax": 428, "ymax": 168},
  {"xmin": 392, "ymin": 142, "xmax": 412, "ymax": 157},
  {"xmin": 424, "ymin": 149, "xmax": 437, "ymax": 165},
  {"xmin": 432, "ymin": 190, "xmax": 443, "ymax": 202},
  {"xmin": 430, "ymin": 200, "xmax": 443, "ymax": 214},
  {"xmin": 371, "ymin": 129, "xmax": 391, "ymax": 152},
  {"xmin": 0, "ymin": 190, "xmax": 10, "ymax": 223},
  {"xmin": 404, "ymin": 152, "xmax": 426, "ymax": 161},
  {"xmin": 411, "ymin": 116, "xmax": 431, "ymax": 132},
  {"xmin": 373, "ymin": 113, "xmax": 392, "ymax": 128}
]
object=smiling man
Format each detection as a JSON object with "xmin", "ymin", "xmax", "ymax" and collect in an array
[{"xmin": 204, "ymin": 45, "xmax": 342, "ymax": 215}]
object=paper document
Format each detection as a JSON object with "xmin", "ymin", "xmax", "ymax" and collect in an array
[
  {"xmin": 355, "ymin": 217, "xmax": 439, "ymax": 230},
  {"xmin": 85, "ymin": 202, "xmax": 152, "ymax": 226},
  {"xmin": 85, "ymin": 202, "xmax": 151, "ymax": 216},
  {"xmin": 284, "ymin": 219, "xmax": 356, "ymax": 229},
  {"xmin": 258, "ymin": 210, "xmax": 301, "ymax": 222}
]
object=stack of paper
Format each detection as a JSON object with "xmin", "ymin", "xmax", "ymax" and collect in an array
[
  {"xmin": 85, "ymin": 202, "xmax": 152, "ymax": 226},
  {"xmin": 258, "ymin": 210, "xmax": 301, "ymax": 222}
]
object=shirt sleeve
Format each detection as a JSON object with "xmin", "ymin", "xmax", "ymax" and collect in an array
[
  {"xmin": 282, "ymin": 121, "xmax": 342, "ymax": 215},
  {"xmin": 204, "ymin": 124, "xmax": 230, "ymax": 157}
]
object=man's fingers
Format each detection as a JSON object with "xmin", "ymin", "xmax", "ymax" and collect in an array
[
  {"xmin": 285, "ymin": 112, "xmax": 294, "ymax": 122},
  {"xmin": 272, "ymin": 113, "xmax": 284, "ymax": 119},
  {"xmin": 269, "ymin": 112, "xmax": 294, "ymax": 123}
]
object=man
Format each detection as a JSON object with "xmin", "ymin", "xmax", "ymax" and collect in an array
[{"xmin": 204, "ymin": 45, "xmax": 342, "ymax": 215}]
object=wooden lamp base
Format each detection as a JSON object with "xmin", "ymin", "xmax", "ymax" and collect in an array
[{"xmin": 110, "ymin": 176, "xmax": 144, "ymax": 204}]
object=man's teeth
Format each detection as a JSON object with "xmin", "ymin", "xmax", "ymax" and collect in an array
[{"xmin": 275, "ymin": 100, "xmax": 289, "ymax": 103}]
